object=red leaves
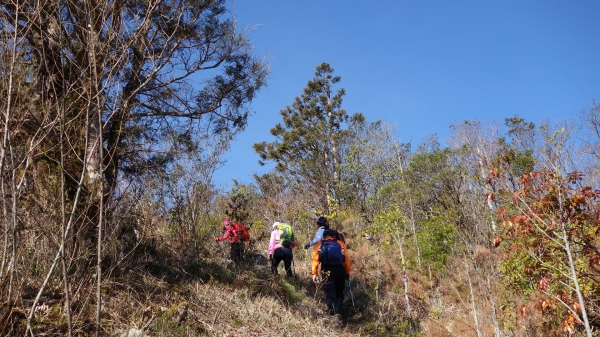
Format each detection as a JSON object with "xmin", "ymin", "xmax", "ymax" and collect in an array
[
  {"xmin": 511, "ymin": 191, "xmax": 520, "ymax": 206},
  {"xmin": 538, "ymin": 276, "xmax": 549, "ymax": 291},
  {"xmin": 511, "ymin": 214, "xmax": 532, "ymax": 232},
  {"xmin": 496, "ymin": 206, "xmax": 508, "ymax": 221},
  {"xmin": 493, "ymin": 236, "xmax": 503, "ymax": 247},
  {"xmin": 538, "ymin": 298, "xmax": 552, "ymax": 312},
  {"xmin": 493, "ymin": 169, "xmax": 599, "ymax": 332},
  {"xmin": 519, "ymin": 305, "xmax": 527, "ymax": 320},
  {"xmin": 512, "ymin": 215, "xmax": 523, "ymax": 224},
  {"xmin": 589, "ymin": 254, "xmax": 600, "ymax": 271},
  {"xmin": 487, "ymin": 168, "xmax": 500, "ymax": 185},
  {"xmin": 556, "ymin": 291, "xmax": 570, "ymax": 303},
  {"xmin": 561, "ymin": 316, "xmax": 575, "ymax": 334},
  {"xmin": 567, "ymin": 171, "xmax": 584, "ymax": 184},
  {"xmin": 581, "ymin": 186, "xmax": 593, "ymax": 196},
  {"xmin": 561, "ymin": 313, "xmax": 582, "ymax": 334}
]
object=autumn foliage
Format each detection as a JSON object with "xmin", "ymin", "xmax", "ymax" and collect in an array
[{"xmin": 494, "ymin": 170, "xmax": 600, "ymax": 334}]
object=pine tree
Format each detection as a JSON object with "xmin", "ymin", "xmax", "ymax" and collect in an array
[
  {"xmin": 225, "ymin": 183, "xmax": 251, "ymax": 224},
  {"xmin": 254, "ymin": 63, "xmax": 363, "ymax": 211}
]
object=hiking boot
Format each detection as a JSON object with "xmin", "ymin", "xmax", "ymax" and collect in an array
[
  {"xmin": 327, "ymin": 304, "xmax": 334, "ymax": 316},
  {"xmin": 331, "ymin": 303, "xmax": 340, "ymax": 315},
  {"xmin": 332, "ymin": 313, "xmax": 343, "ymax": 326}
]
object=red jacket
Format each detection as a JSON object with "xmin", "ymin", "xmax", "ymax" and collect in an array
[{"xmin": 217, "ymin": 224, "xmax": 241, "ymax": 243}]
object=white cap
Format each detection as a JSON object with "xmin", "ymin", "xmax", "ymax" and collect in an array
[{"xmin": 272, "ymin": 222, "xmax": 280, "ymax": 229}]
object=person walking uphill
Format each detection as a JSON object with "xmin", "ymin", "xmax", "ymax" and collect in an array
[
  {"xmin": 312, "ymin": 229, "xmax": 351, "ymax": 318},
  {"xmin": 216, "ymin": 219, "xmax": 250, "ymax": 262},
  {"xmin": 268, "ymin": 222, "xmax": 298, "ymax": 277},
  {"xmin": 304, "ymin": 216, "xmax": 329, "ymax": 249}
]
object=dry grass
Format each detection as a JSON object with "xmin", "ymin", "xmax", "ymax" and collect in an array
[
  {"xmin": 5, "ymin": 228, "xmax": 592, "ymax": 336},
  {"xmin": 97, "ymin": 258, "xmax": 368, "ymax": 336}
]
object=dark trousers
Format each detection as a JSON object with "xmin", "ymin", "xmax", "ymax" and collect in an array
[
  {"xmin": 271, "ymin": 246, "xmax": 293, "ymax": 276},
  {"xmin": 321, "ymin": 265, "xmax": 346, "ymax": 314},
  {"xmin": 230, "ymin": 242, "xmax": 244, "ymax": 262}
]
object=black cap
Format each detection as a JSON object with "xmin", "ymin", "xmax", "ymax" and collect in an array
[
  {"xmin": 317, "ymin": 217, "xmax": 328, "ymax": 226},
  {"xmin": 323, "ymin": 229, "xmax": 335, "ymax": 238}
]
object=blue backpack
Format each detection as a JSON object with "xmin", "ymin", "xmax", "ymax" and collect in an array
[{"xmin": 318, "ymin": 239, "xmax": 345, "ymax": 266}]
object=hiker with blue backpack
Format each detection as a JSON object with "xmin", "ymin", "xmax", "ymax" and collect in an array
[
  {"xmin": 311, "ymin": 228, "xmax": 351, "ymax": 318},
  {"xmin": 268, "ymin": 222, "xmax": 298, "ymax": 277}
]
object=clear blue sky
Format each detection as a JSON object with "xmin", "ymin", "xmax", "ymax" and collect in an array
[{"xmin": 212, "ymin": 0, "xmax": 600, "ymax": 188}]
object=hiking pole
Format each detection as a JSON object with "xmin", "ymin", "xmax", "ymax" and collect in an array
[{"xmin": 346, "ymin": 279, "xmax": 355, "ymax": 307}]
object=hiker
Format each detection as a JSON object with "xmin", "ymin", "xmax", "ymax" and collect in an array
[
  {"xmin": 311, "ymin": 228, "xmax": 351, "ymax": 317},
  {"xmin": 304, "ymin": 216, "xmax": 329, "ymax": 249},
  {"xmin": 305, "ymin": 217, "xmax": 345, "ymax": 249},
  {"xmin": 268, "ymin": 222, "xmax": 298, "ymax": 277},
  {"xmin": 216, "ymin": 219, "xmax": 250, "ymax": 262}
]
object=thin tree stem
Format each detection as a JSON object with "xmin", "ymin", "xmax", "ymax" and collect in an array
[
  {"xmin": 60, "ymin": 104, "xmax": 73, "ymax": 335},
  {"xmin": 561, "ymin": 225, "xmax": 592, "ymax": 337},
  {"xmin": 464, "ymin": 258, "xmax": 482, "ymax": 337}
]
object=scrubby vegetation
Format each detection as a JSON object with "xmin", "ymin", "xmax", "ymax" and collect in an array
[{"xmin": 1, "ymin": 0, "xmax": 600, "ymax": 336}]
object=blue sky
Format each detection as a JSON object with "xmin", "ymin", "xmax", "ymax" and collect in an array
[{"xmin": 212, "ymin": 0, "xmax": 600, "ymax": 188}]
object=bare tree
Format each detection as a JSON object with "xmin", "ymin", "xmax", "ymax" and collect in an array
[
  {"xmin": 1, "ymin": 0, "xmax": 268, "ymax": 250},
  {"xmin": 449, "ymin": 120, "xmax": 504, "ymax": 242},
  {"xmin": 0, "ymin": 0, "xmax": 268, "ymax": 333}
]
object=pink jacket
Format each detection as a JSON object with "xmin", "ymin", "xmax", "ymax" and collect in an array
[{"xmin": 268, "ymin": 227, "xmax": 297, "ymax": 255}]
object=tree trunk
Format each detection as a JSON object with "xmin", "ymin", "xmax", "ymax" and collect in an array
[
  {"xmin": 464, "ymin": 258, "xmax": 482, "ymax": 337},
  {"xmin": 561, "ymin": 224, "xmax": 592, "ymax": 337}
]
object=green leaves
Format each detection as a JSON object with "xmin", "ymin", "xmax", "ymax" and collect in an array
[
  {"xmin": 253, "ymin": 63, "xmax": 356, "ymax": 211},
  {"xmin": 371, "ymin": 207, "xmax": 407, "ymax": 252},
  {"xmin": 225, "ymin": 183, "xmax": 252, "ymax": 223},
  {"xmin": 417, "ymin": 213, "xmax": 457, "ymax": 271}
]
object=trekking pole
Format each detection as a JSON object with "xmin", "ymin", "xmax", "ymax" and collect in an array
[{"xmin": 346, "ymin": 279, "xmax": 355, "ymax": 307}]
